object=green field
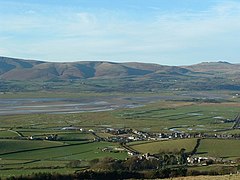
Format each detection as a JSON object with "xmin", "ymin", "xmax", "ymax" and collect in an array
[
  {"xmin": 0, "ymin": 141, "xmax": 127, "ymax": 161},
  {"xmin": 128, "ymin": 139, "xmax": 198, "ymax": 154},
  {"xmin": 0, "ymin": 168, "xmax": 78, "ymax": 179},
  {"xmin": 0, "ymin": 139, "xmax": 63, "ymax": 154},
  {"xmin": 0, "ymin": 130, "xmax": 19, "ymax": 138},
  {"xmin": 197, "ymin": 139, "xmax": 240, "ymax": 159}
]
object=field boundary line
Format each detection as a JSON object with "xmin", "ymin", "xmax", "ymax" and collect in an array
[
  {"xmin": 190, "ymin": 138, "xmax": 201, "ymax": 156},
  {"xmin": 8, "ymin": 129, "xmax": 24, "ymax": 137}
]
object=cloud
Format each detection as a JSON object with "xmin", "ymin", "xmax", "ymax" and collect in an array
[
  {"xmin": 0, "ymin": 1, "xmax": 240, "ymax": 64},
  {"xmin": 211, "ymin": 0, "xmax": 240, "ymax": 15}
]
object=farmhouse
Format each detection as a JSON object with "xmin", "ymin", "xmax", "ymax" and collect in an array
[
  {"xmin": 187, "ymin": 156, "xmax": 215, "ymax": 166},
  {"xmin": 140, "ymin": 153, "xmax": 159, "ymax": 160},
  {"xmin": 128, "ymin": 151, "xmax": 138, "ymax": 156}
]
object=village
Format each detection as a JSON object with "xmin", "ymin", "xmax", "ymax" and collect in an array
[
  {"xmin": 102, "ymin": 127, "xmax": 240, "ymax": 142},
  {"xmin": 22, "ymin": 125, "xmax": 240, "ymax": 168}
]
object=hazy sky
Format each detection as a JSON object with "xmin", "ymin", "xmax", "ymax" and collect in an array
[{"xmin": 0, "ymin": 0, "xmax": 240, "ymax": 65}]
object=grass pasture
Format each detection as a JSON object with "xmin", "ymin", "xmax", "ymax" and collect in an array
[
  {"xmin": 0, "ymin": 139, "xmax": 63, "ymax": 155},
  {"xmin": 128, "ymin": 138, "xmax": 240, "ymax": 161},
  {"xmin": 197, "ymin": 139, "xmax": 240, "ymax": 159},
  {"xmin": 128, "ymin": 139, "xmax": 198, "ymax": 154},
  {"xmin": 0, "ymin": 141, "xmax": 127, "ymax": 161},
  {"xmin": 0, "ymin": 130, "xmax": 19, "ymax": 138},
  {"xmin": 0, "ymin": 168, "xmax": 78, "ymax": 179},
  {"xmin": 57, "ymin": 132, "xmax": 94, "ymax": 141}
]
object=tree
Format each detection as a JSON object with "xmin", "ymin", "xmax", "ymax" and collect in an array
[
  {"xmin": 66, "ymin": 160, "xmax": 81, "ymax": 168},
  {"xmin": 169, "ymin": 154, "xmax": 178, "ymax": 165},
  {"xmin": 179, "ymin": 148, "xmax": 187, "ymax": 165},
  {"xmin": 124, "ymin": 157, "xmax": 140, "ymax": 171}
]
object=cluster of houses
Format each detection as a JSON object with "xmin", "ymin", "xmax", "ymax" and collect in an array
[
  {"xmin": 102, "ymin": 128, "xmax": 240, "ymax": 143},
  {"xmin": 26, "ymin": 126, "xmax": 240, "ymax": 143},
  {"xmin": 186, "ymin": 156, "xmax": 236, "ymax": 165},
  {"xmin": 187, "ymin": 156, "xmax": 212, "ymax": 165},
  {"xmin": 205, "ymin": 133, "xmax": 240, "ymax": 139}
]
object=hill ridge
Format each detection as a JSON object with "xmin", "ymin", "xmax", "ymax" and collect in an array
[{"xmin": 0, "ymin": 56, "xmax": 239, "ymax": 93}]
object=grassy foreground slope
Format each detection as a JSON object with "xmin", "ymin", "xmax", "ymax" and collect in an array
[{"xmin": 166, "ymin": 174, "xmax": 240, "ymax": 180}]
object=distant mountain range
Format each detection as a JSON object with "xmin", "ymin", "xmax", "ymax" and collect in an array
[{"xmin": 0, "ymin": 56, "xmax": 240, "ymax": 92}]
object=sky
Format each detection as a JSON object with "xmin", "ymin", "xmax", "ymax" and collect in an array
[{"xmin": 0, "ymin": 0, "xmax": 240, "ymax": 65}]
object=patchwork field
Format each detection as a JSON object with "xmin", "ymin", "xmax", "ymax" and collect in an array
[
  {"xmin": 116, "ymin": 101, "xmax": 240, "ymax": 132},
  {"xmin": 1, "ymin": 101, "xmax": 239, "ymax": 133},
  {"xmin": 0, "ymin": 96, "xmax": 239, "ymax": 178},
  {"xmin": 0, "ymin": 141, "xmax": 127, "ymax": 161},
  {"xmin": 0, "ymin": 139, "xmax": 128, "ymax": 178}
]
